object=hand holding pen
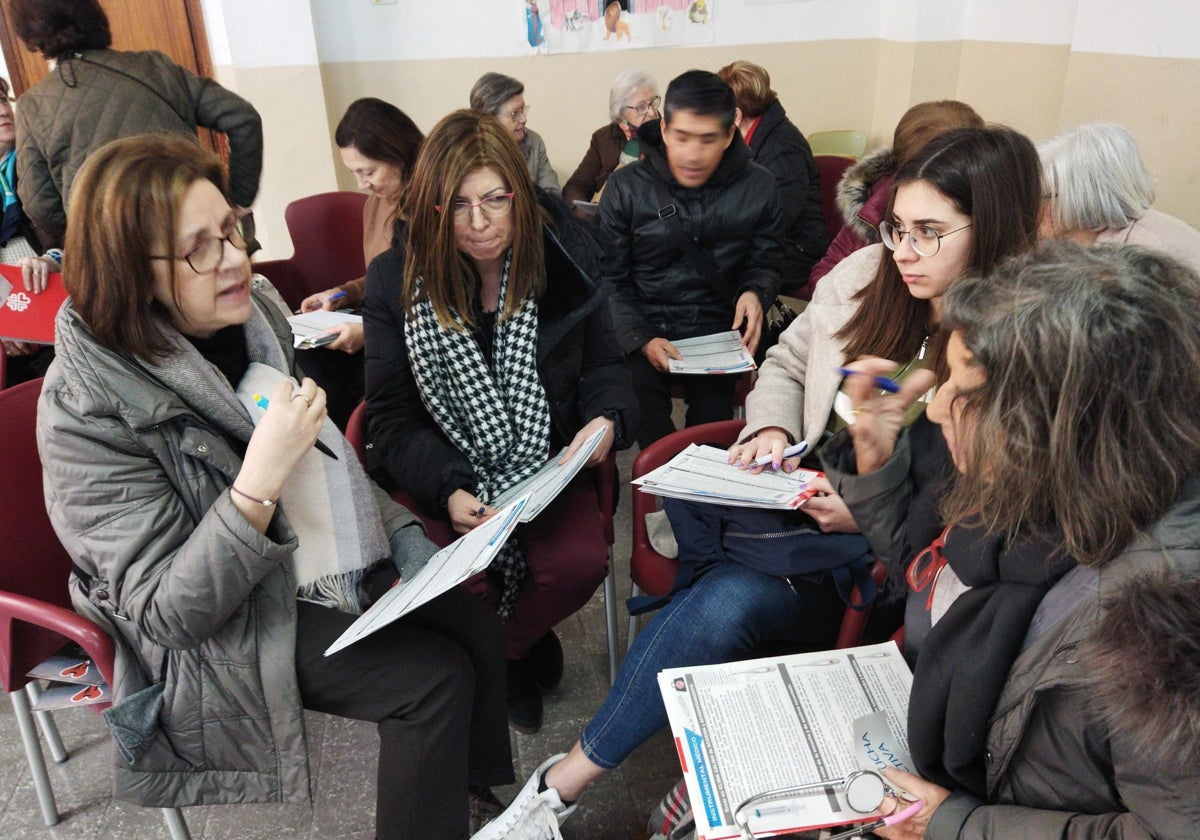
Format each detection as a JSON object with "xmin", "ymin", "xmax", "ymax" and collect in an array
[
  {"xmin": 251, "ymin": 392, "xmax": 338, "ymax": 460},
  {"xmin": 448, "ymin": 488, "xmax": 496, "ymax": 535},
  {"xmin": 299, "ymin": 287, "xmax": 347, "ymax": 314},
  {"xmin": 838, "ymin": 359, "xmax": 936, "ymax": 476}
]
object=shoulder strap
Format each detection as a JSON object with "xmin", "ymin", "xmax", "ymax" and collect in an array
[{"xmin": 651, "ymin": 175, "xmax": 728, "ymax": 294}]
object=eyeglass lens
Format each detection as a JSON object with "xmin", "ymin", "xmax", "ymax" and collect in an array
[
  {"xmin": 453, "ymin": 194, "xmax": 514, "ymax": 221},
  {"xmin": 879, "ymin": 220, "xmax": 942, "ymax": 257},
  {"xmin": 185, "ymin": 219, "xmax": 247, "ymax": 273}
]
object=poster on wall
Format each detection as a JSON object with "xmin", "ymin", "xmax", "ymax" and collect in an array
[{"xmin": 523, "ymin": 1, "xmax": 714, "ymax": 54}]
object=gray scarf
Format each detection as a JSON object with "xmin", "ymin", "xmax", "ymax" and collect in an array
[{"xmin": 141, "ymin": 296, "xmax": 389, "ymax": 614}]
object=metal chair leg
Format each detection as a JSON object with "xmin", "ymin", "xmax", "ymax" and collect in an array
[
  {"xmin": 26, "ymin": 683, "xmax": 68, "ymax": 763},
  {"xmin": 162, "ymin": 806, "xmax": 192, "ymax": 839},
  {"xmin": 603, "ymin": 554, "xmax": 619, "ymax": 686},
  {"xmin": 10, "ymin": 689, "xmax": 59, "ymax": 826},
  {"xmin": 627, "ymin": 583, "xmax": 643, "ymax": 653}
]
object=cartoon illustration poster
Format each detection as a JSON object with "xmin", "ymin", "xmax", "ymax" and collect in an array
[{"xmin": 523, "ymin": 1, "xmax": 714, "ymax": 53}]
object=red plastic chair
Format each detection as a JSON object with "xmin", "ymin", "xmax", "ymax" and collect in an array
[
  {"xmin": 346, "ymin": 400, "xmax": 624, "ymax": 684},
  {"xmin": 814, "ymin": 155, "xmax": 856, "ymax": 240},
  {"xmin": 627, "ymin": 419, "xmax": 884, "ymax": 652},
  {"xmin": 0, "ymin": 380, "xmax": 189, "ymax": 836},
  {"xmin": 253, "ymin": 191, "xmax": 368, "ymax": 312}
]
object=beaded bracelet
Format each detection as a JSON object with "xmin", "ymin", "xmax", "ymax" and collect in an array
[{"xmin": 231, "ymin": 485, "xmax": 277, "ymax": 506}]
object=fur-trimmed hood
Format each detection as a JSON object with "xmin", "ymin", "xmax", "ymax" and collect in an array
[
  {"xmin": 1083, "ymin": 568, "xmax": 1200, "ymax": 768},
  {"xmin": 834, "ymin": 147, "xmax": 896, "ymax": 240}
]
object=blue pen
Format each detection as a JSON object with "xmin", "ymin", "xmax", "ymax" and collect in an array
[
  {"xmin": 252, "ymin": 393, "xmax": 338, "ymax": 460},
  {"xmin": 836, "ymin": 367, "xmax": 901, "ymax": 394},
  {"xmin": 752, "ymin": 441, "xmax": 809, "ymax": 468},
  {"xmin": 326, "ymin": 290, "xmax": 347, "ymax": 304}
]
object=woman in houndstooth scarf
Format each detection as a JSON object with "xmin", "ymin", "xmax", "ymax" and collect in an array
[{"xmin": 363, "ymin": 109, "xmax": 638, "ymax": 733}]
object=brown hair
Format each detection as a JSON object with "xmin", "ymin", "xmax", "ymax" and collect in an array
[
  {"xmin": 11, "ymin": 0, "xmax": 112, "ymax": 59},
  {"xmin": 837, "ymin": 126, "xmax": 1042, "ymax": 376},
  {"xmin": 892, "ymin": 100, "xmax": 984, "ymax": 168},
  {"xmin": 716, "ymin": 60, "xmax": 777, "ymax": 120},
  {"xmin": 64, "ymin": 134, "xmax": 227, "ymax": 360},
  {"xmin": 939, "ymin": 242, "xmax": 1200, "ymax": 565},
  {"xmin": 335, "ymin": 98, "xmax": 424, "ymax": 183},
  {"xmin": 400, "ymin": 109, "xmax": 545, "ymax": 329}
]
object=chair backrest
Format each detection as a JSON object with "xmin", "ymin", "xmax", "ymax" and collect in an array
[
  {"xmin": 808, "ymin": 130, "xmax": 867, "ymax": 159},
  {"xmin": 253, "ymin": 191, "xmax": 368, "ymax": 311},
  {"xmin": 630, "ymin": 419, "xmax": 747, "ymax": 596},
  {"xmin": 814, "ymin": 155, "xmax": 856, "ymax": 240},
  {"xmin": 345, "ymin": 400, "xmax": 368, "ymax": 466},
  {"xmin": 0, "ymin": 378, "xmax": 79, "ymax": 690}
]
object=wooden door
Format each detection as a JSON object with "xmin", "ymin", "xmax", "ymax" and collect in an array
[{"xmin": 0, "ymin": 0, "xmax": 222, "ymax": 154}]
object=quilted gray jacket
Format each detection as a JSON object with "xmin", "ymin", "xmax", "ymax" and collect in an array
[
  {"xmin": 15, "ymin": 49, "xmax": 262, "ymax": 246},
  {"xmin": 37, "ymin": 291, "xmax": 422, "ymax": 808}
]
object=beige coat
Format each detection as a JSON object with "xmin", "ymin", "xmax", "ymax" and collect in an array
[
  {"xmin": 1095, "ymin": 207, "xmax": 1200, "ymax": 276},
  {"xmin": 743, "ymin": 244, "xmax": 881, "ymax": 447}
]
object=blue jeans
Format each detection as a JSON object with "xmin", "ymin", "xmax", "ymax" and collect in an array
[{"xmin": 579, "ymin": 562, "xmax": 844, "ymax": 769}]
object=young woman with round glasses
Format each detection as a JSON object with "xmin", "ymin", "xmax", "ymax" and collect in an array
[{"xmin": 363, "ymin": 109, "xmax": 637, "ymax": 734}]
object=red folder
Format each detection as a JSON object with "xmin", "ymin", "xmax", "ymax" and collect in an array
[{"xmin": 0, "ymin": 263, "xmax": 68, "ymax": 344}]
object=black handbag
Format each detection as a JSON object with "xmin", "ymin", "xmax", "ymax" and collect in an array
[{"xmin": 757, "ymin": 297, "xmax": 800, "ymax": 366}]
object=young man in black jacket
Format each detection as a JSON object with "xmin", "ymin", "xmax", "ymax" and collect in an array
[{"xmin": 597, "ymin": 69, "xmax": 785, "ymax": 447}]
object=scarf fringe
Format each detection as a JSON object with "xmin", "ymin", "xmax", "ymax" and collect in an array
[{"xmin": 296, "ymin": 570, "xmax": 365, "ymax": 616}]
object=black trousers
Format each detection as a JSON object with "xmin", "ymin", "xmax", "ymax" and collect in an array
[
  {"xmin": 627, "ymin": 352, "xmax": 738, "ymax": 448},
  {"xmin": 294, "ymin": 585, "xmax": 513, "ymax": 840}
]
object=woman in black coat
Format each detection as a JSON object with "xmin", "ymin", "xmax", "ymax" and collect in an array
[{"xmin": 363, "ymin": 110, "xmax": 637, "ymax": 733}]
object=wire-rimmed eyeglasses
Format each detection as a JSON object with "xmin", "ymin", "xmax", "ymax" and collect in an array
[
  {"xmin": 878, "ymin": 219, "xmax": 971, "ymax": 258},
  {"xmin": 150, "ymin": 208, "xmax": 250, "ymax": 274}
]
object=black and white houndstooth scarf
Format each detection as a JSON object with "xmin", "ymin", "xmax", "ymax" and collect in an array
[{"xmin": 404, "ymin": 254, "xmax": 549, "ymax": 617}]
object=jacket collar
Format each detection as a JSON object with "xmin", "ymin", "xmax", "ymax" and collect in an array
[
  {"xmin": 52, "ymin": 290, "xmax": 288, "ymax": 432},
  {"xmin": 747, "ymin": 99, "xmax": 787, "ymax": 154},
  {"xmin": 637, "ymin": 117, "xmax": 752, "ymax": 189}
]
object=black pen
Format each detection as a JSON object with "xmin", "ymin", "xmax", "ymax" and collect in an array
[{"xmin": 252, "ymin": 393, "xmax": 339, "ymax": 460}]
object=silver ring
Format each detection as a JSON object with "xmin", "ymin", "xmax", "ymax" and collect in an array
[{"xmin": 292, "ymin": 394, "xmax": 312, "ymax": 407}]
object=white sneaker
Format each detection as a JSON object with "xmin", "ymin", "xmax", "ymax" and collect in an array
[{"xmin": 470, "ymin": 753, "xmax": 576, "ymax": 839}]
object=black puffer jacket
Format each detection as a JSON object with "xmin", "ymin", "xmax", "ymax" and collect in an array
[
  {"xmin": 746, "ymin": 100, "xmax": 829, "ymax": 291},
  {"xmin": 598, "ymin": 119, "xmax": 784, "ymax": 354},
  {"xmin": 363, "ymin": 223, "xmax": 638, "ymax": 511}
]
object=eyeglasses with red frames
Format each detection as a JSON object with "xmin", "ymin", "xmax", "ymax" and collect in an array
[
  {"xmin": 907, "ymin": 524, "xmax": 952, "ymax": 610},
  {"xmin": 436, "ymin": 193, "xmax": 516, "ymax": 222}
]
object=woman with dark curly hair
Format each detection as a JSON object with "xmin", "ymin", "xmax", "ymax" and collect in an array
[{"xmin": 10, "ymin": 0, "xmax": 262, "ymax": 249}]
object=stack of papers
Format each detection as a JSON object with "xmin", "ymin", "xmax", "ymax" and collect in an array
[
  {"xmin": 633, "ymin": 444, "xmax": 821, "ymax": 510},
  {"xmin": 668, "ymin": 331, "xmax": 757, "ymax": 375},
  {"xmin": 492, "ymin": 427, "xmax": 607, "ymax": 520},
  {"xmin": 324, "ymin": 496, "xmax": 527, "ymax": 656},
  {"xmin": 287, "ymin": 310, "xmax": 362, "ymax": 349},
  {"xmin": 28, "ymin": 644, "xmax": 112, "ymax": 711},
  {"xmin": 658, "ymin": 642, "xmax": 914, "ymax": 840}
]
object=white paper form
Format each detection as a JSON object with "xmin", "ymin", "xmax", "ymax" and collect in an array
[
  {"xmin": 287, "ymin": 310, "xmax": 363, "ymax": 348},
  {"xmin": 668, "ymin": 330, "xmax": 757, "ymax": 375},
  {"xmin": 633, "ymin": 444, "xmax": 820, "ymax": 510},
  {"xmin": 658, "ymin": 642, "xmax": 914, "ymax": 840},
  {"xmin": 324, "ymin": 496, "xmax": 528, "ymax": 656},
  {"xmin": 491, "ymin": 427, "xmax": 606, "ymax": 521}
]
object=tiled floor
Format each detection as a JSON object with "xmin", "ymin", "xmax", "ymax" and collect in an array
[{"xmin": 0, "ymin": 444, "xmax": 684, "ymax": 839}]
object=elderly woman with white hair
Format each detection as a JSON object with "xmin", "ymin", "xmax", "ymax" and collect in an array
[
  {"xmin": 1038, "ymin": 121, "xmax": 1200, "ymax": 273},
  {"xmin": 562, "ymin": 68, "xmax": 659, "ymax": 206},
  {"xmin": 470, "ymin": 72, "xmax": 560, "ymax": 195}
]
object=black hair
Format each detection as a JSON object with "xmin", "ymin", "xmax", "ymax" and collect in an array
[{"xmin": 662, "ymin": 70, "xmax": 736, "ymax": 132}]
